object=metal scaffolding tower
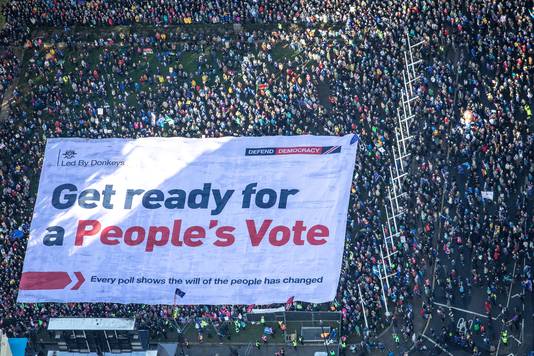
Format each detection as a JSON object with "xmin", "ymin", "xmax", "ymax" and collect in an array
[{"xmin": 378, "ymin": 33, "xmax": 423, "ymax": 316}]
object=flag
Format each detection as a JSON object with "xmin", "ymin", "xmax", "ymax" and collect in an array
[
  {"xmin": 175, "ymin": 288, "xmax": 186, "ymax": 298},
  {"xmin": 258, "ymin": 83, "xmax": 268, "ymax": 95},
  {"xmin": 372, "ymin": 172, "xmax": 381, "ymax": 182},
  {"xmin": 10, "ymin": 229, "xmax": 24, "ymax": 239},
  {"xmin": 246, "ymin": 304, "xmax": 255, "ymax": 313},
  {"xmin": 173, "ymin": 288, "xmax": 185, "ymax": 306},
  {"xmin": 481, "ymin": 191, "xmax": 494, "ymax": 200},
  {"xmin": 285, "ymin": 296, "xmax": 294, "ymax": 311}
]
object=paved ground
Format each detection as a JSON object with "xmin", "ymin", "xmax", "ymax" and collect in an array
[
  {"xmin": 416, "ymin": 258, "xmax": 532, "ymax": 356},
  {"xmin": 175, "ymin": 344, "xmax": 337, "ymax": 356}
]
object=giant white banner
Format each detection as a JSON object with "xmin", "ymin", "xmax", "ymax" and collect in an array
[{"xmin": 18, "ymin": 135, "xmax": 358, "ymax": 305}]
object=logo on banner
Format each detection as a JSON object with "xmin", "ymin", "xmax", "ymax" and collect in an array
[
  {"xmin": 245, "ymin": 146, "xmax": 341, "ymax": 156},
  {"xmin": 62, "ymin": 149, "xmax": 77, "ymax": 159},
  {"xmin": 56, "ymin": 149, "xmax": 125, "ymax": 168}
]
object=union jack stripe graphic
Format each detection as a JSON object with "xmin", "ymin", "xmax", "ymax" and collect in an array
[{"xmin": 321, "ymin": 146, "xmax": 341, "ymax": 154}]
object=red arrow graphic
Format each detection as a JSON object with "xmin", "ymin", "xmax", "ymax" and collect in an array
[
  {"xmin": 20, "ymin": 272, "xmax": 71, "ymax": 290},
  {"xmin": 71, "ymin": 272, "xmax": 85, "ymax": 290},
  {"xmin": 19, "ymin": 272, "xmax": 85, "ymax": 290}
]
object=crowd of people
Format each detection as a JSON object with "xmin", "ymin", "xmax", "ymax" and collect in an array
[
  {"xmin": 0, "ymin": 49, "xmax": 17, "ymax": 100},
  {"xmin": 0, "ymin": 0, "xmax": 532, "ymax": 354}
]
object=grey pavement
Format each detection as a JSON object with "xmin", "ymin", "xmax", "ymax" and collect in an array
[{"xmin": 175, "ymin": 344, "xmax": 338, "ymax": 356}]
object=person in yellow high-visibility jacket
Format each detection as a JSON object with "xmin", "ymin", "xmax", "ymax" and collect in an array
[{"xmin": 501, "ymin": 329, "xmax": 508, "ymax": 345}]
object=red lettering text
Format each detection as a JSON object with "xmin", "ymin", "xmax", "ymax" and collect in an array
[
  {"xmin": 75, "ymin": 220, "xmax": 101, "ymax": 246},
  {"xmin": 146, "ymin": 226, "xmax": 170, "ymax": 252},
  {"xmin": 124, "ymin": 226, "xmax": 145, "ymax": 246},
  {"xmin": 269, "ymin": 225, "xmax": 291, "ymax": 246},
  {"xmin": 183, "ymin": 226, "xmax": 205, "ymax": 247},
  {"xmin": 307, "ymin": 225, "xmax": 329, "ymax": 245},
  {"xmin": 246, "ymin": 219, "xmax": 272, "ymax": 246},
  {"xmin": 101, "ymin": 226, "xmax": 122, "ymax": 245},
  {"xmin": 213, "ymin": 226, "xmax": 236, "ymax": 247}
]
